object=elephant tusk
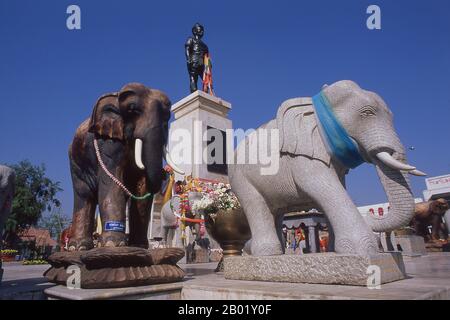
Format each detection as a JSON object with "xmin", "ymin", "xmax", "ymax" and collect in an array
[
  {"xmin": 375, "ymin": 152, "xmax": 416, "ymax": 171},
  {"xmin": 163, "ymin": 145, "xmax": 185, "ymax": 175},
  {"xmin": 134, "ymin": 139, "xmax": 145, "ymax": 170},
  {"xmin": 409, "ymin": 169, "xmax": 427, "ymax": 177}
]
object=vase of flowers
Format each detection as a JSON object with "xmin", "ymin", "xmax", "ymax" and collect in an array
[
  {"xmin": 205, "ymin": 207, "xmax": 251, "ymax": 257},
  {"xmin": 191, "ymin": 182, "xmax": 251, "ymax": 271}
]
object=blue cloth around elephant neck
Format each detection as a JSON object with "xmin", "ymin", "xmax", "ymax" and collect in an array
[{"xmin": 312, "ymin": 91, "xmax": 364, "ymax": 169}]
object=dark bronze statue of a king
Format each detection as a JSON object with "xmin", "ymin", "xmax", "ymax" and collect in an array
[{"xmin": 185, "ymin": 23, "xmax": 209, "ymax": 93}]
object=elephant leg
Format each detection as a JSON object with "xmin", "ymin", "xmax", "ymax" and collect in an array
[
  {"xmin": 169, "ymin": 228, "xmax": 177, "ymax": 247},
  {"xmin": 274, "ymin": 214, "xmax": 286, "ymax": 254},
  {"xmin": 128, "ymin": 197, "xmax": 152, "ymax": 248},
  {"xmin": 98, "ymin": 179, "xmax": 127, "ymax": 248},
  {"xmin": 194, "ymin": 221, "xmax": 201, "ymax": 243},
  {"xmin": 68, "ymin": 172, "xmax": 97, "ymax": 251},
  {"xmin": 165, "ymin": 228, "xmax": 175, "ymax": 247},
  {"xmin": 444, "ymin": 210, "xmax": 450, "ymax": 239},
  {"xmin": 295, "ymin": 164, "xmax": 378, "ymax": 256},
  {"xmin": 431, "ymin": 215, "xmax": 442, "ymax": 240},
  {"xmin": 162, "ymin": 227, "xmax": 168, "ymax": 244},
  {"xmin": 415, "ymin": 220, "xmax": 428, "ymax": 239},
  {"xmin": 440, "ymin": 220, "xmax": 449, "ymax": 240},
  {"xmin": 0, "ymin": 187, "xmax": 13, "ymax": 238},
  {"xmin": 0, "ymin": 192, "xmax": 6, "ymax": 233},
  {"xmin": 382, "ymin": 231, "xmax": 395, "ymax": 251},
  {"xmin": 69, "ymin": 187, "xmax": 96, "ymax": 251},
  {"xmin": 374, "ymin": 233, "xmax": 383, "ymax": 251},
  {"xmin": 412, "ymin": 219, "xmax": 422, "ymax": 236},
  {"xmin": 234, "ymin": 179, "xmax": 282, "ymax": 256}
]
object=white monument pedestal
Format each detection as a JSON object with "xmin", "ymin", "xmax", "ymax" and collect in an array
[
  {"xmin": 149, "ymin": 91, "xmax": 233, "ymax": 253},
  {"xmin": 169, "ymin": 91, "xmax": 232, "ymax": 183}
]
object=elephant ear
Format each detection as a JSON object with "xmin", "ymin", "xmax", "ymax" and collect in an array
[
  {"xmin": 150, "ymin": 88, "xmax": 172, "ymax": 145},
  {"xmin": 150, "ymin": 89, "xmax": 172, "ymax": 123},
  {"xmin": 276, "ymin": 97, "xmax": 330, "ymax": 166},
  {"xmin": 89, "ymin": 92, "xmax": 124, "ymax": 140}
]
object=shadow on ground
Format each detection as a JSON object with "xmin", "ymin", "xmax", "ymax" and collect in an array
[{"xmin": 0, "ymin": 277, "xmax": 53, "ymax": 300}]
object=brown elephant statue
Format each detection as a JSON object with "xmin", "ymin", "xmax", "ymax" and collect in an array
[
  {"xmin": 411, "ymin": 198, "xmax": 449, "ymax": 242},
  {"xmin": 68, "ymin": 83, "xmax": 183, "ymax": 251},
  {"xmin": 0, "ymin": 165, "xmax": 15, "ymax": 238}
]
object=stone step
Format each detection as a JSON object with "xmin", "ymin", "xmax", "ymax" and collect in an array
[
  {"xmin": 224, "ymin": 252, "xmax": 406, "ymax": 286},
  {"xmin": 180, "ymin": 272, "xmax": 450, "ymax": 300},
  {"xmin": 45, "ymin": 282, "xmax": 183, "ymax": 300}
]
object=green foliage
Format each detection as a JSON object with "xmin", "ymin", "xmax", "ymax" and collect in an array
[
  {"xmin": 22, "ymin": 259, "xmax": 48, "ymax": 265},
  {"xmin": 0, "ymin": 249, "xmax": 18, "ymax": 256},
  {"xmin": 38, "ymin": 207, "xmax": 71, "ymax": 240},
  {"xmin": 5, "ymin": 160, "xmax": 62, "ymax": 235}
]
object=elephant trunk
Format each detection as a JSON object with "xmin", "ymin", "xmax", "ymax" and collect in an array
[
  {"xmin": 365, "ymin": 151, "xmax": 415, "ymax": 232},
  {"xmin": 142, "ymin": 127, "xmax": 164, "ymax": 194}
]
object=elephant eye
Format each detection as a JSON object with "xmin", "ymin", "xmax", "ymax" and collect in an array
[
  {"xmin": 127, "ymin": 103, "xmax": 142, "ymax": 115},
  {"xmin": 103, "ymin": 104, "xmax": 120, "ymax": 115},
  {"xmin": 360, "ymin": 107, "xmax": 376, "ymax": 117}
]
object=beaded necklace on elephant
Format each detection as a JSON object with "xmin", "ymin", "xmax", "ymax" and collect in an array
[{"xmin": 94, "ymin": 139, "xmax": 152, "ymax": 200}]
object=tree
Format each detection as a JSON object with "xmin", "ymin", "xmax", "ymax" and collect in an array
[
  {"xmin": 38, "ymin": 207, "xmax": 71, "ymax": 241},
  {"xmin": 4, "ymin": 160, "xmax": 62, "ymax": 243}
]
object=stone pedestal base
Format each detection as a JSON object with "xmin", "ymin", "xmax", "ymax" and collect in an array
[
  {"xmin": 44, "ymin": 247, "xmax": 185, "ymax": 289},
  {"xmin": 396, "ymin": 235, "xmax": 427, "ymax": 256},
  {"xmin": 425, "ymin": 241, "xmax": 450, "ymax": 252},
  {"xmin": 224, "ymin": 252, "xmax": 406, "ymax": 286},
  {"xmin": 209, "ymin": 250, "xmax": 223, "ymax": 262},
  {"xmin": 45, "ymin": 282, "xmax": 183, "ymax": 300}
]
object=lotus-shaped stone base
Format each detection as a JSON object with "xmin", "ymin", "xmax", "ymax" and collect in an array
[{"xmin": 44, "ymin": 247, "xmax": 185, "ymax": 289}]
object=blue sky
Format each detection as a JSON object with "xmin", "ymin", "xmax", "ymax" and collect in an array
[{"xmin": 1, "ymin": 0, "xmax": 449, "ymax": 217}]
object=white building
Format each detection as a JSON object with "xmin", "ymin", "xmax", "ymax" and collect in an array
[
  {"xmin": 357, "ymin": 198, "xmax": 423, "ymax": 217},
  {"xmin": 422, "ymin": 174, "xmax": 450, "ymax": 202}
]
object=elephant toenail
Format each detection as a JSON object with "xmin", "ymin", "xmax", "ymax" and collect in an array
[{"xmin": 105, "ymin": 240, "xmax": 115, "ymax": 247}]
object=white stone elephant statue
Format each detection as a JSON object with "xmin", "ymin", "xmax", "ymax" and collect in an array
[
  {"xmin": 0, "ymin": 165, "xmax": 15, "ymax": 238},
  {"xmin": 159, "ymin": 192, "xmax": 203, "ymax": 246},
  {"xmin": 229, "ymin": 80, "xmax": 426, "ymax": 256},
  {"xmin": 160, "ymin": 195, "xmax": 180, "ymax": 246}
]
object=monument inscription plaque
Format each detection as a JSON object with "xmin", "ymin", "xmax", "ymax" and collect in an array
[{"xmin": 207, "ymin": 126, "xmax": 228, "ymax": 175}]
